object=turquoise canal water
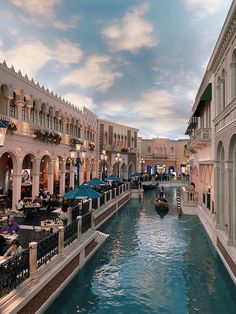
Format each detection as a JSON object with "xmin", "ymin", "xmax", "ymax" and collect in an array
[{"xmin": 46, "ymin": 187, "xmax": 236, "ymax": 314}]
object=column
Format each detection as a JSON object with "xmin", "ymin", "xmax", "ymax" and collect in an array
[
  {"xmin": 47, "ymin": 171, "xmax": 54, "ymax": 194},
  {"xmin": 225, "ymin": 161, "xmax": 233, "ymax": 245},
  {"xmin": 214, "ymin": 161, "xmax": 220, "ymax": 228},
  {"xmin": 29, "ymin": 241, "xmax": 38, "ymax": 283},
  {"xmin": 59, "ymin": 161, "xmax": 66, "ymax": 195},
  {"xmin": 17, "ymin": 101, "xmax": 24, "ymax": 133},
  {"xmin": 69, "ymin": 161, "xmax": 75, "ymax": 189},
  {"xmin": 12, "ymin": 174, "xmax": 22, "ymax": 209},
  {"xmin": 32, "ymin": 159, "xmax": 40, "ymax": 199},
  {"xmin": 77, "ymin": 216, "xmax": 82, "ymax": 242}
]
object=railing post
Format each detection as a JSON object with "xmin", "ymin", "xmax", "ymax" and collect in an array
[
  {"xmin": 104, "ymin": 191, "xmax": 108, "ymax": 203},
  {"xmin": 67, "ymin": 206, "xmax": 72, "ymax": 224},
  {"xmin": 97, "ymin": 197, "xmax": 100, "ymax": 208},
  {"xmin": 29, "ymin": 241, "xmax": 38, "ymax": 283},
  {"xmin": 58, "ymin": 226, "xmax": 64, "ymax": 257},
  {"xmin": 90, "ymin": 208, "xmax": 95, "ymax": 231},
  {"xmin": 114, "ymin": 187, "xmax": 117, "ymax": 198},
  {"xmin": 79, "ymin": 203, "xmax": 82, "ymax": 215},
  {"xmin": 89, "ymin": 198, "xmax": 92, "ymax": 210},
  {"xmin": 77, "ymin": 215, "xmax": 82, "ymax": 242},
  {"xmin": 110, "ymin": 189, "xmax": 112, "ymax": 200}
]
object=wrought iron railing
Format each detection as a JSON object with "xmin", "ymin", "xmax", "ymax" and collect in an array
[
  {"xmin": 116, "ymin": 188, "xmax": 120, "ymax": 196},
  {"xmin": 207, "ymin": 193, "xmax": 211, "ymax": 210},
  {"xmin": 82, "ymin": 201, "xmax": 89, "ymax": 213},
  {"xmin": 0, "ymin": 248, "xmax": 29, "ymax": 298},
  {"xmin": 100, "ymin": 194, "xmax": 105, "ymax": 206},
  {"xmin": 203, "ymin": 193, "xmax": 206, "ymax": 204},
  {"xmin": 92, "ymin": 198, "xmax": 98, "ymax": 209},
  {"xmin": 64, "ymin": 220, "xmax": 77, "ymax": 247},
  {"xmin": 82, "ymin": 212, "xmax": 91, "ymax": 234},
  {"xmin": 37, "ymin": 232, "xmax": 59, "ymax": 268},
  {"xmin": 72, "ymin": 205, "xmax": 80, "ymax": 221}
]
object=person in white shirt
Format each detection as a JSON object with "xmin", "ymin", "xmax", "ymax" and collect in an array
[{"xmin": 16, "ymin": 199, "xmax": 24, "ymax": 211}]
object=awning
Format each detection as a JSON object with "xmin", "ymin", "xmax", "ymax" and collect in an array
[{"xmin": 193, "ymin": 83, "xmax": 212, "ymax": 117}]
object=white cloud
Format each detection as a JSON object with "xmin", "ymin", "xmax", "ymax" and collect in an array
[
  {"xmin": 10, "ymin": 0, "xmax": 79, "ymax": 29},
  {"xmin": 102, "ymin": 4, "xmax": 157, "ymax": 53},
  {"xmin": 54, "ymin": 40, "xmax": 83, "ymax": 66},
  {"xmin": 60, "ymin": 55, "xmax": 122, "ymax": 92},
  {"xmin": 183, "ymin": 0, "xmax": 232, "ymax": 18},
  {"xmin": 63, "ymin": 93, "xmax": 96, "ymax": 111},
  {"xmin": 0, "ymin": 39, "xmax": 83, "ymax": 78}
]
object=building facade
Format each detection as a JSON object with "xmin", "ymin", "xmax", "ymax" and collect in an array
[
  {"xmin": 140, "ymin": 137, "xmax": 189, "ymax": 176},
  {"xmin": 185, "ymin": 0, "xmax": 236, "ymax": 284},
  {"xmin": 0, "ymin": 61, "xmax": 138, "ymax": 209},
  {"xmin": 98, "ymin": 119, "xmax": 138, "ymax": 180}
]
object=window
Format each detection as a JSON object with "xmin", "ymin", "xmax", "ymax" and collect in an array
[
  {"xmin": 232, "ymin": 49, "xmax": 236, "ymax": 98},
  {"xmin": 147, "ymin": 146, "xmax": 151, "ymax": 154},
  {"xmin": 9, "ymin": 92, "xmax": 17, "ymax": 118},
  {"xmin": 221, "ymin": 69, "xmax": 226, "ymax": 110}
]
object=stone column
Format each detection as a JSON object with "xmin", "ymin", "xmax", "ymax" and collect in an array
[
  {"xmin": 12, "ymin": 174, "xmax": 22, "ymax": 209},
  {"xmin": 97, "ymin": 197, "xmax": 100, "ymax": 208},
  {"xmin": 32, "ymin": 159, "xmax": 40, "ymax": 199},
  {"xmin": 104, "ymin": 191, "xmax": 108, "ymax": 203},
  {"xmin": 29, "ymin": 241, "xmax": 38, "ymax": 283},
  {"xmin": 16, "ymin": 101, "xmax": 24, "ymax": 133},
  {"xmin": 215, "ymin": 161, "xmax": 220, "ymax": 228},
  {"xmin": 110, "ymin": 189, "xmax": 112, "ymax": 200},
  {"xmin": 58, "ymin": 226, "xmax": 65, "ymax": 256},
  {"xmin": 225, "ymin": 161, "xmax": 233, "ymax": 245},
  {"xmin": 77, "ymin": 216, "xmax": 82, "ymax": 242},
  {"xmin": 59, "ymin": 161, "xmax": 66, "ymax": 195},
  {"xmin": 69, "ymin": 161, "xmax": 75, "ymax": 189},
  {"xmin": 90, "ymin": 208, "xmax": 95, "ymax": 231},
  {"xmin": 47, "ymin": 171, "xmax": 54, "ymax": 195}
]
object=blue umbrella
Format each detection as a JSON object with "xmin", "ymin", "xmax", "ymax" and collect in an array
[
  {"xmin": 105, "ymin": 175, "xmax": 122, "ymax": 182},
  {"xmin": 64, "ymin": 185, "xmax": 102, "ymax": 199},
  {"xmin": 130, "ymin": 172, "xmax": 143, "ymax": 178},
  {"xmin": 86, "ymin": 177, "xmax": 108, "ymax": 187}
]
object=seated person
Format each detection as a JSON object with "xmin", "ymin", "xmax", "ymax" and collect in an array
[
  {"xmin": 1, "ymin": 218, "xmax": 20, "ymax": 235},
  {"xmin": 3, "ymin": 239, "xmax": 23, "ymax": 259},
  {"xmin": 16, "ymin": 199, "xmax": 24, "ymax": 211},
  {"xmin": 0, "ymin": 234, "xmax": 6, "ymax": 256},
  {"xmin": 32, "ymin": 196, "xmax": 42, "ymax": 206}
]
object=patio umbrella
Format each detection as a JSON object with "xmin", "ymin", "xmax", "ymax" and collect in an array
[
  {"xmin": 105, "ymin": 175, "xmax": 122, "ymax": 182},
  {"xmin": 64, "ymin": 185, "xmax": 102, "ymax": 199},
  {"xmin": 86, "ymin": 177, "xmax": 108, "ymax": 187},
  {"xmin": 130, "ymin": 172, "xmax": 143, "ymax": 178}
]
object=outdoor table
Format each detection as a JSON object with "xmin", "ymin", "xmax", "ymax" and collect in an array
[
  {"xmin": 23, "ymin": 204, "xmax": 41, "ymax": 216},
  {"xmin": 2, "ymin": 233, "xmax": 18, "ymax": 245},
  {"xmin": 40, "ymin": 219, "xmax": 63, "ymax": 231}
]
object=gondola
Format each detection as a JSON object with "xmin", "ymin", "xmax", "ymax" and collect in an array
[
  {"xmin": 142, "ymin": 181, "xmax": 158, "ymax": 190},
  {"xmin": 154, "ymin": 198, "xmax": 169, "ymax": 211}
]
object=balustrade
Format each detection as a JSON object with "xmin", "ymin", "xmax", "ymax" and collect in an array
[
  {"xmin": 37, "ymin": 232, "xmax": 59, "ymax": 268},
  {"xmin": 64, "ymin": 220, "xmax": 78, "ymax": 247}
]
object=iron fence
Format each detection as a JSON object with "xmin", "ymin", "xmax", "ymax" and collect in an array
[
  {"xmin": 92, "ymin": 198, "xmax": 98, "ymax": 209},
  {"xmin": 0, "ymin": 248, "xmax": 29, "ymax": 298},
  {"xmin": 37, "ymin": 232, "xmax": 59, "ymax": 268},
  {"xmin": 64, "ymin": 220, "xmax": 77, "ymax": 247},
  {"xmin": 82, "ymin": 212, "xmax": 91, "ymax": 234}
]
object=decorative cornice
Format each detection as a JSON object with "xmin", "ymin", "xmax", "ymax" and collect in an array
[
  {"xmin": 0, "ymin": 60, "xmax": 83, "ymax": 115},
  {"xmin": 208, "ymin": 8, "xmax": 236, "ymax": 72}
]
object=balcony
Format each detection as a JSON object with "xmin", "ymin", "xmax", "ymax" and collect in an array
[{"xmin": 186, "ymin": 127, "xmax": 211, "ymax": 153}]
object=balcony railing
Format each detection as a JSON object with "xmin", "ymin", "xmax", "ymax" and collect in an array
[{"xmin": 186, "ymin": 127, "xmax": 211, "ymax": 152}]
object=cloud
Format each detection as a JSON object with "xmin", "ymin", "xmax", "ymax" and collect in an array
[
  {"xmin": 10, "ymin": 0, "xmax": 79, "ymax": 29},
  {"xmin": 183, "ymin": 0, "xmax": 231, "ymax": 18},
  {"xmin": 0, "ymin": 39, "xmax": 83, "ymax": 78},
  {"xmin": 102, "ymin": 3, "xmax": 157, "ymax": 53},
  {"xmin": 60, "ymin": 55, "xmax": 122, "ymax": 92},
  {"xmin": 54, "ymin": 40, "xmax": 83, "ymax": 66},
  {"xmin": 63, "ymin": 92, "xmax": 96, "ymax": 111}
]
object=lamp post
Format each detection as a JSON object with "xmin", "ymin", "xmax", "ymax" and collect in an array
[
  {"xmin": 0, "ymin": 120, "xmax": 8, "ymax": 147},
  {"xmin": 100, "ymin": 150, "xmax": 108, "ymax": 180},
  {"xmin": 115, "ymin": 153, "xmax": 122, "ymax": 177},
  {"xmin": 69, "ymin": 140, "xmax": 86, "ymax": 187},
  {"xmin": 140, "ymin": 158, "xmax": 145, "ymax": 174}
]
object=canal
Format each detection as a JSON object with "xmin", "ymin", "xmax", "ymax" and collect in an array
[{"xmin": 45, "ymin": 187, "xmax": 236, "ymax": 314}]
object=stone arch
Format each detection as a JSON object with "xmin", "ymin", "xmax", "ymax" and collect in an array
[
  {"xmin": 120, "ymin": 163, "xmax": 127, "ymax": 180},
  {"xmin": 128, "ymin": 162, "xmax": 135, "ymax": 178}
]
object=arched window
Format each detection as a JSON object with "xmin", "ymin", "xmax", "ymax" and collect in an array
[
  {"xmin": 171, "ymin": 147, "xmax": 174, "ymax": 154},
  {"xmin": 147, "ymin": 146, "xmax": 151, "ymax": 154},
  {"xmin": 217, "ymin": 76, "xmax": 221, "ymax": 114},
  {"xmin": 9, "ymin": 92, "xmax": 17, "ymax": 118},
  {"xmin": 156, "ymin": 147, "xmax": 158, "ymax": 154},
  {"xmin": 232, "ymin": 49, "xmax": 236, "ymax": 98},
  {"xmin": 160, "ymin": 147, "xmax": 163, "ymax": 155},
  {"xmin": 30, "ymin": 100, "xmax": 37, "ymax": 124},
  {"xmin": 163, "ymin": 147, "xmax": 166, "ymax": 155},
  {"xmin": 22, "ymin": 97, "xmax": 29, "ymax": 122}
]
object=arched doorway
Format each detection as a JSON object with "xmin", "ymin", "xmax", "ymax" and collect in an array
[{"xmin": 120, "ymin": 163, "xmax": 127, "ymax": 180}]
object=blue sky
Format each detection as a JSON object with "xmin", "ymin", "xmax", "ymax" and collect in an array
[{"xmin": 0, "ymin": 0, "xmax": 233, "ymax": 139}]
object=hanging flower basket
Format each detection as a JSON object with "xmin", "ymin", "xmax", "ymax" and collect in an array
[
  {"xmin": 7, "ymin": 122, "xmax": 17, "ymax": 134},
  {"xmin": 34, "ymin": 129, "xmax": 62, "ymax": 144}
]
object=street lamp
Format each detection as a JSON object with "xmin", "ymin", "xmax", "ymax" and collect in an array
[
  {"xmin": 100, "ymin": 149, "xmax": 108, "ymax": 180},
  {"xmin": 140, "ymin": 158, "xmax": 145, "ymax": 174},
  {"xmin": 0, "ymin": 120, "xmax": 8, "ymax": 147},
  {"xmin": 115, "ymin": 153, "xmax": 122, "ymax": 177},
  {"xmin": 69, "ymin": 140, "xmax": 86, "ymax": 187}
]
